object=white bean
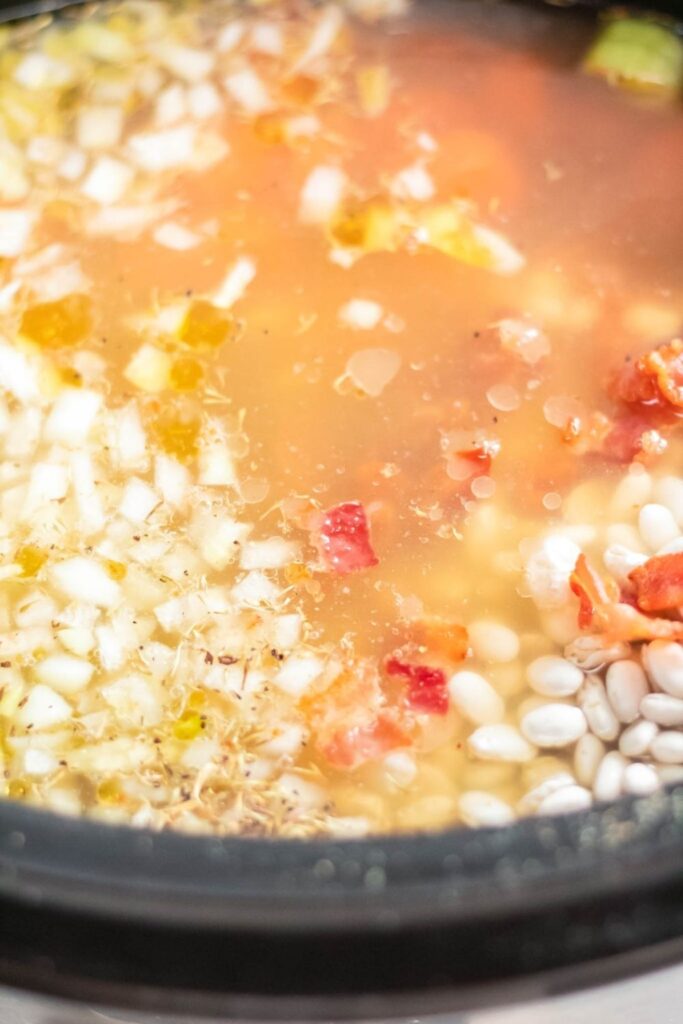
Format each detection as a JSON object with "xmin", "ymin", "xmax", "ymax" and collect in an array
[
  {"xmin": 574, "ymin": 733, "xmax": 606, "ymax": 787},
  {"xmin": 643, "ymin": 641, "xmax": 683, "ymax": 698},
  {"xmin": 606, "ymin": 660, "xmax": 649, "ymax": 724},
  {"xmin": 458, "ymin": 791, "xmax": 515, "ymax": 828},
  {"xmin": 537, "ymin": 784, "xmax": 592, "ymax": 816},
  {"xmin": 657, "ymin": 765, "xmax": 683, "ymax": 784},
  {"xmin": 468, "ymin": 620, "xmax": 520, "ymax": 664},
  {"xmin": 657, "ymin": 536, "xmax": 683, "ymax": 556},
  {"xmin": 610, "ymin": 469, "xmax": 651, "ymax": 518},
  {"xmin": 518, "ymin": 771, "xmax": 575, "ymax": 814},
  {"xmin": 654, "ymin": 475, "xmax": 683, "ymax": 528},
  {"xmin": 623, "ymin": 762, "xmax": 660, "ymax": 796},
  {"xmin": 638, "ymin": 503, "xmax": 680, "ymax": 552},
  {"xmin": 618, "ymin": 718, "xmax": 659, "ymax": 758},
  {"xmin": 467, "ymin": 724, "xmax": 537, "ymax": 763},
  {"xmin": 603, "ymin": 544, "xmax": 648, "ymax": 586},
  {"xmin": 578, "ymin": 676, "xmax": 620, "ymax": 741},
  {"xmin": 564, "ymin": 635, "xmax": 631, "ymax": 672},
  {"xmin": 526, "ymin": 655, "xmax": 583, "ymax": 697},
  {"xmin": 448, "ymin": 670, "xmax": 504, "ymax": 725},
  {"xmin": 520, "ymin": 703, "xmax": 587, "ymax": 748},
  {"xmin": 641, "ymin": 693, "xmax": 683, "ymax": 727},
  {"xmin": 651, "ymin": 731, "xmax": 683, "ymax": 764},
  {"xmin": 593, "ymin": 751, "xmax": 627, "ymax": 802}
]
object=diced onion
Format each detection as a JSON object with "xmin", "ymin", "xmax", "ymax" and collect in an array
[
  {"xmin": 339, "ymin": 298, "xmax": 383, "ymax": 330},
  {"xmin": 471, "ymin": 224, "xmax": 526, "ymax": 276},
  {"xmin": 153, "ymin": 221, "xmax": 202, "ymax": 251},
  {"xmin": 299, "ymin": 165, "xmax": 347, "ymax": 224},
  {"xmin": 154, "ymin": 454, "xmax": 190, "ymax": 509},
  {"xmin": 187, "ymin": 82, "xmax": 223, "ymax": 120},
  {"xmin": 223, "ymin": 68, "xmax": 272, "ymax": 115},
  {"xmin": 51, "ymin": 557, "xmax": 122, "ymax": 609},
  {"xmin": 81, "ymin": 156, "xmax": 135, "ymax": 205},
  {"xmin": 45, "ymin": 389, "xmax": 102, "ymax": 447},
  {"xmin": 212, "ymin": 256, "xmax": 256, "ymax": 309},
  {"xmin": 154, "ymin": 83, "xmax": 188, "ymax": 126},
  {"xmin": 291, "ymin": 5, "xmax": 343, "ymax": 72},
  {"xmin": 390, "ymin": 163, "xmax": 435, "ymax": 202},
  {"xmin": 77, "ymin": 106, "xmax": 125, "ymax": 150},
  {"xmin": 240, "ymin": 538, "xmax": 300, "ymax": 570},
  {"xmin": 124, "ymin": 344, "xmax": 173, "ymax": 392},
  {"xmin": 0, "ymin": 209, "xmax": 35, "ymax": 258},
  {"xmin": 34, "ymin": 654, "xmax": 94, "ymax": 694},
  {"xmin": 152, "ymin": 41, "xmax": 215, "ymax": 83},
  {"xmin": 14, "ymin": 52, "xmax": 74, "ymax": 89},
  {"xmin": 70, "ymin": 450, "xmax": 106, "ymax": 535},
  {"xmin": 119, "ymin": 477, "xmax": 160, "ymax": 524},
  {"xmin": 128, "ymin": 125, "xmax": 197, "ymax": 172},
  {"xmin": 17, "ymin": 685, "xmax": 71, "ymax": 730}
]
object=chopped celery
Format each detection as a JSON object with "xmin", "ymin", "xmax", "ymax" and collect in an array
[{"xmin": 583, "ymin": 17, "xmax": 683, "ymax": 98}]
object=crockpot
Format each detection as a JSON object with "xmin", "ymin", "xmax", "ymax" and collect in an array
[{"xmin": 0, "ymin": 0, "xmax": 682, "ymax": 1021}]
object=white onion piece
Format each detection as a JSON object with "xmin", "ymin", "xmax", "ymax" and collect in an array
[
  {"xmin": 240, "ymin": 538, "xmax": 300, "ymax": 571},
  {"xmin": 187, "ymin": 82, "xmax": 223, "ymax": 120},
  {"xmin": 154, "ymin": 83, "xmax": 188, "ymax": 126},
  {"xmin": 77, "ymin": 105, "xmax": 124, "ymax": 149},
  {"xmin": 339, "ymin": 299, "xmax": 383, "ymax": 330},
  {"xmin": 18, "ymin": 685, "xmax": 71, "ymax": 730},
  {"xmin": 154, "ymin": 454, "xmax": 190, "ymax": 509},
  {"xmin": 14, "ymin": 53, "xmax": 73, "ymax": 89},
  {"xmin": 124, "ymin": 344, "xmax": 172, "ymax": 392},
  {"xmin": 128, "ymin": 125, "xmax": 196, "ymax": 172},
  {"xmin": 152, "ymin": 42, "xmax": 214, "ymax": 83},
  {"xmin": 291, "ymin": 5, "xmax": 343, "ymax": 72},
  {"xmin": 274, "ymin": 655, "xmax": 324, "ymax": 698},
  {"xmin": 346, "ymin": 347, "xmax": 401, "ymax": 397},
  {"xmin": 81, "ymin": 156, "xmax": 134, "ymax": 206},
  {"xmin": 0, "ymin": 210, "xmax": 35, "ymax": 258},
  {"xmin": 86, "ymin": 201, "xmax": 180, "ymax": 239},
  {"xmin": 51, "ymin": 557, "xmax": 121, "ymax": 609},
  {"xmin": 471, "ymin": 224, "xmax": 525, "ymax": 276},
  {"xmin": 34, "ymin": 654, "xmax": 94, "ymax": 694},
  {"xmin": 223, "ymin": 69, "xmax": 272, "ymax": 114},
  {"xmin": 70, "ymin": 451, "xmax": 105, "ymax": 535},
  {"xmin": 299, "ymin": 165, "xmax": 347, "ymax": 224},
  {"xmin": 45, "ymin": 389, "xmax": 102, "ymax": 447},
  {"xmin": 390, "ymin": 164, "xmax": 435, "ymax": 202},
  {"xmin": 153, "ymin": 221, "xmax": 202, "ymax": 251},
  {"xmin": 212, "ymin": 256, "xmax": 256, "ymax": 308},
  {"xmin": 119, "ymin": 478, "xmax": 159, "ymax": 524}
]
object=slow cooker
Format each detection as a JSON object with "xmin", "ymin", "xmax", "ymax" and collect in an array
[{"xmin": 0, "ymin": 0, "xmax": 682, "ymax": 1021}]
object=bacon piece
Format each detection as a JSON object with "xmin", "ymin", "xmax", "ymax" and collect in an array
[
  {"xmin": 629, "ymin": 552, "xmax": 683, "ymax": 612},
  {"xmin": 322, "ymin": 715, "xmax": 411, "ymax": 770},
  {"xmin": 611, "ymin": 339, "xmax": 683, "ymax": 412},
  {"xmin": 454, "ymin": 445, "xmax": 492, "ymax": 477},
  {"xmin": 570, "ymin": 554, "xmax": 619, "ymax": 629},
  {"xmin": 385, "ymin": 657, "xmax": 449, "ymax": 715},
  {"xmin": 570, "ymin": 553, "xmax": 683, "ymax": 642},
  {"xmin": 317, "ymin": 500, "xmax": 378, "ymax": 574},
  {"xmin": 405, "ymin": 616, "xmax": 469, "ymax": 663}
]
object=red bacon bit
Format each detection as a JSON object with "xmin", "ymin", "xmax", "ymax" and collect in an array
[
  {"xmin": 406, "ymin": 617, "xmax": 469, "ymax": 663},
  {"xmin": 318, "ymin": 500, "xmax": 379, "ymax": 575},
  {"xmin": 570, "ymin": 554, "xmax": 618, "ymax": 630},
  {"xmin": 385, "ymin": 657, "xmax": 449, "ymax": 715},
  {"xmin": 611, "ymin": 340, "xmax": 683, "ymax": 412},
  {"xmin": 322, "ymin": 715, "xmax": 410, "ymax": 770},
  {"xmin": 629, "ymin": 552, "xmax": 683, "ymax": 613},
  {"xmin": 455, "ymin": 445, "xmax": 492, "ymax": 477},
  {"xmin": 570, "ymin": 553, "xmax": 683, "ymax": 642}
]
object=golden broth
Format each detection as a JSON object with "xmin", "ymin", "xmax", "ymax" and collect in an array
[{"xmin": 0, "ymin": 0, "xmax": 681, "ymax": 834}]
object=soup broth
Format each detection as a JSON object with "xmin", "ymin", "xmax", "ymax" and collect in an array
[{"xmin": 0, "ymin": 0, "xmax": 682, "ymax": 835}]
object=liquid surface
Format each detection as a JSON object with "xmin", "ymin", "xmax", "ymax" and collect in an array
[{"xmin": 0, "ymin": 0, "xmax": 682, "ymax": 835}]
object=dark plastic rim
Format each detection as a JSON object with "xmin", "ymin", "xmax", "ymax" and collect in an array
[
  {"xmin": 0, "ymin": 0, "xmax": 681, "ymax": 1016},
  {"xmin": 0, "ymin": 787, "xmax": 682, "ymax": 1018}
]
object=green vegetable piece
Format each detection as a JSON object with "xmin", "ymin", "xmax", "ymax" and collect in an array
[{"xmin": 583, "ymin": 17, "xmax": 683, "ymax": 98}]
